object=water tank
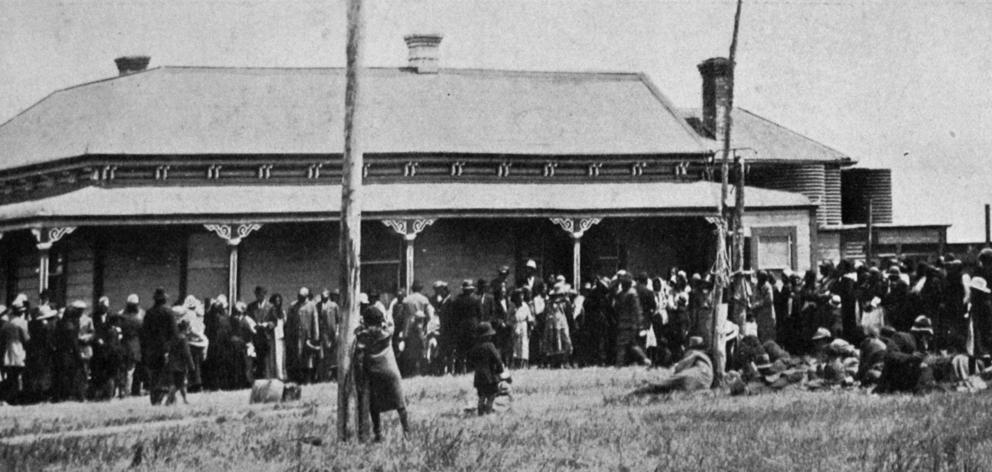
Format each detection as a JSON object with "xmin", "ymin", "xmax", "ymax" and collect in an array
[
  {"xmin": 841, "ymin": 168, "xmax": 893, "ymax": 224},
  {"xmin": 748, "ymin": 164, "xmax": 827, "ymax": 224}
]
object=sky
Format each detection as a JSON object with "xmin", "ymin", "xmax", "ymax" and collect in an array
[{"xmin": 1, "ymin": 0, "xmax": 990, "ymax": 241}]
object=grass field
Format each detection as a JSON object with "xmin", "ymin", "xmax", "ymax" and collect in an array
[{"xmin": 2, "ymin": 367, "xmax": 992, "ymax": 471}]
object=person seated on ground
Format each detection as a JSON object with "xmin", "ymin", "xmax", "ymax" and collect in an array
[
  {"xmin": 880, "ymin": 325, "xmax": 916, "ymax": 355},
  {"xmin": 909, "ymin": 315, "xmax": 935, "ymax": 354},
  {"xmin": 468, "ymin": 322, "xmax": 506, "ymax": 415},
  {"xmin": 732, "ymin": 335, "xmax": 766, "ymax": 371},
  {"xmin": 858, "ymin": 326, "xmax": 887, "ymax": 385},
  {"xmin": 820, "ymin": 338, "xmax": 859, "ymax": 386},
  {"xmin": 631, "ymin": 336, "xmax": 712, "ymax": 395}
]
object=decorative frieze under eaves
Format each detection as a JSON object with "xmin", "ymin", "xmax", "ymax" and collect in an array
[{"xmin": 0, "ymin": 155, "xmax": 711, "ymax": 203}]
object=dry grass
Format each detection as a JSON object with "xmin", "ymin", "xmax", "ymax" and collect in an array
[{"xmin": 2, "ymin": 367, "xmax": 992, "ymax": 471}]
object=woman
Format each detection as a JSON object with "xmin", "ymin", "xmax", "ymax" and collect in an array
[
  {"xmin": 202, "ymin": 296, "xmax": 233, "ymax": 391},
  {"xmin": 355, "ymin": 306, "xmax": 409, "ymax": 442},
  {"xmin": 260, "ymin": 294, "xmax": 286, "ymax": 380},
  {"xmin": 541, "ymin": 285, "xmax": 573, "ymax": 368},
  {"xmin": 229, "ymin": 302, "xmax": 256, "ymax": 389},
  {"xmin": 25, "ymin": 304, "xmax": 56, "ymax": 402},
  {"xmin": 53, "ymin": 302, "xmax": 87, "ymax": 402},
  {"xmin": 510, "ymin": 289, "xmax": 534, "ymax": 369},
  {"xmin": 1, "ymin": 304, "xmax": 30, "ymax": 402},
  {"xmin": 751, "ymin": 270, "xmax": 776, "ymax": 343}
]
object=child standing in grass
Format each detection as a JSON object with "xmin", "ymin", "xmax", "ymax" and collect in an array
[
  {"xmin": 165, "ymin": 320, "xmax": 195, "ymax": 405},
  {"xmin": 468, "ymin": 322, "xmax": 506, "ymax": 415}
]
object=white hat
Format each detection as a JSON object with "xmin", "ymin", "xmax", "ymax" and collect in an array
[
  {"xmin": 126, "ymin": 294, "xmax": 140, "ymax": 305},
  {"xmin": 299, "ymin": 287, "xmax": 310, "ymax": 297},
  {"xmin": 970, "ymin": 277, "xmax": 991, "ymax": 294},
  {"xmin": 525, "ymin": 259, "xmax": 537, "ymax": 270},
  {"xmin": 70, "ymin": 300, "xmax": 88, "ymax": 310},
  {"xmin": 359, "ymin": 293, "xmax": 370, "ymax": 304}
]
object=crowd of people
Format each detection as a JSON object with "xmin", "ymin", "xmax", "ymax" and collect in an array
[{"xmin": 4, "ymin": 249, "xmax": 992, "ymax": 406}]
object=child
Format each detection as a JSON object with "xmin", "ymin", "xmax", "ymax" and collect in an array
[
  {"xmin": 166, "ymin": 320, "xmax": 195, "ymax": 405},
  {"xmin": 467, "ymin": 322, "xmax": 506, "ymax": 415}
]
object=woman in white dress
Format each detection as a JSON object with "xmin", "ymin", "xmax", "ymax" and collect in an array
[{"xmin": 510, "ymin": 289, "xmax": 534, "ymax": 369}]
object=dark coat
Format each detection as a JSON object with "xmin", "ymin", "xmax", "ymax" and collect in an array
[
  {"xmin": 141, "ymin": 302, "xmax": 178, "ymax": 371},
  {"xmin": 450, "ymin": 292, "xmax": 482, "ymax": 351},
  {"xmin": 881, "ymin": 279, "xmax": 912, "ymax": 332},
  {"xmin": 468, "ymin": 339, "xmax": 504, "ymax": 389},
  {"xmin": 615, "ymin": 287, "xmax": 643, "ymax": 334},
  {"xmin": 112, "ymin": 308, "xmax": 144, "ymax": 364},
  {"xmin": 167, "ymin": 334, "xmax": 195, "ymax": 375},
  {"xmin": 26, "ymin": 318, "xmax": 56, "ymax": 395},
  {"xmin": 52, "ymin": 316, "xmax": 86, "ymax": 401},
  {"xmin": 835, "ymin": 275, "xmax": 859, "ymax": 343}
]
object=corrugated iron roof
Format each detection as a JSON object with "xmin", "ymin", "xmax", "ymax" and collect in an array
[
  {"xmin": 0, "ymin": 181, "xmax": 810, "ymax": 225},
  {"xmin": 0, "ymin": 67, "xmax": 709, "ymax": 171},
  {"xmin": 679, "ymin": 107, "xmax": 853, "ymax": 164}
]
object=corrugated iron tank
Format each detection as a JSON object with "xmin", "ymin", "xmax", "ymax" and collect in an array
[
  {"xmin": 841, "ymin": 168, "xmax": 893, "ymax": 224},
  {"xmin": 748, "ymin": 164, "xmax": 842, "ymax": 225}
]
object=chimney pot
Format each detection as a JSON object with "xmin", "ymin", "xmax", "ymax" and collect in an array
[
  {"xmin": 403, "ymin": 34, "xmax": 443, "ymax": 74},
  {"xmin": 697, "ymin": 57, "xmax": 733, "ymax": 140},
  {"xmin": 114, "ymin": 56, "xmax": 151, "ymax": 76}
]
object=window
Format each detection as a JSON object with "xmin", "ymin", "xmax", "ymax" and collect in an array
[{"xmin": 750, "ymin": 226, "xmax": 797, "ymax": 271}]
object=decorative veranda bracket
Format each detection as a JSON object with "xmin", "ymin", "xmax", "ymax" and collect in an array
[
  {"xmin": 204, "ymin": 223, "xmax": 263, "ymax": 246},
  {"xmin": 31, "ymin": 226, "xmax": 76, "ymax": 251},
  {"xmin": 382, "ymin": 219, "xmax": 437, "ymax": 241},
  {"xmin": 550, "ymin": 217, "xmax": 601, "ymax": 239}
]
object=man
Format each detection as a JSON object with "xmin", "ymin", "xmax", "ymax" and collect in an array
[
  {"xmin": 519, "ymin": 260, "xmax": 538, "ymax": 291},
  {"xmin": 246, "ymin": 286, "xmax": 273, "ymax": 379},
  {"xmin": 449, "ymin": 280, "xmax": 482, "ymax": 374},
  {"xmin": 112, "ymin": 294, "xmax": 144, "ymax": 397},
  {"xmin": 493, "ymin": 266, "xmax": 511, "ymax": 291},
  {"xmin": 614, "ymin": 271, "xmax": 650, "ymax": 367},
  {"xmin": 90, "ymin": 296, "xmax": 124, "ymax": 400},
  {"xmin": 285, "ymin": 287, "xmax": 319, "ymax": 384},
  {"xmin": 881, "ymin": 266, "xmax": 911, "ymax": 332},
  {"xmin": 141, "ymin": 288, "xmax": 178, "ymax": 405},
  {"xmin": 431, "ymin": 281, "xmax": 452, "ymax": 375},
  {"xmin": 53, "ymin": 301, "xmax": 88, "ymax": 402},
  {"xmin": 398, "ymin": 281, "xmax": 434, "ymax": 377}
]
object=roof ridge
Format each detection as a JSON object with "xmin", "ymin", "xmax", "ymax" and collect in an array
[
  {"xmin": 155, "ymin": 65, "xmax": 644, "ymax": 80},
  {"xmin": 734, "ymin": 107, "xmax": 853, "ymax": 161}
]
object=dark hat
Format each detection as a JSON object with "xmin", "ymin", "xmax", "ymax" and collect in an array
[
  {"xmin": 754, "ymin": 354, "xmax": 773, "ymax": 371},
  {"xmin": 910, "ymin": 315, "xmax": 934, "ymax": 334},
  {"xmin": 887, "ymin": 266, "xmax": 901, "ymax": 276},
  {"xmin": 476, "ymin": 322, "xmax": 496, "ymax": 338},
  {"xmin": 153, "ymin": 287, "xmax": 168, "ymax": 303}
]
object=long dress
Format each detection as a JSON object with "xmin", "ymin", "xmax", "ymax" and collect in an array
[
  {"xmin": 542, "ymin": 298, "xmax": 573, "ymax": 361},
  {"xmin": 512, "ymin": 303, "xmax": 534, "ymax": 361},
  {"xmin": 752, "ymin": 282, "xmax": 776, "ymax": 343},
  {"xmin": 356, "ymin": 326, "xmax": 405, "ymax": 414}
]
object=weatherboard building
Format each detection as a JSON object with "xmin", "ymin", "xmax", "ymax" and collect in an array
[{"xmin": 0, "ymin": 35, "xmax": 942, "ymax": 307}]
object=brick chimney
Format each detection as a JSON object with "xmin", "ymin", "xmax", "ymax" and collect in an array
[
  {"xmin": 403, "ymin": 34, "xmax": 443, "ymax": 74},
  {"xmin": 114, "ymin": 56, "xmax": 151, "ymax": 76},
  {"xmin": 697, "ymin": 57, "xmax": 733, "ymax": 140}
]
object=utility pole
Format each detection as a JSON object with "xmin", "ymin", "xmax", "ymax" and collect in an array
[
  {"xmin": 710, "ymin": 0, "xmax": 743, "ymax": 388},
  {"xmin": 866, "ymin": 198, "xmax": 874, "ymax": 264},
  {"xmin": 985, "ymin": 203, "xmax": 990, "ymax": 247},
  {"xmin": 337, "ymin": 0, "xmax": 365, "ymax": 442}
]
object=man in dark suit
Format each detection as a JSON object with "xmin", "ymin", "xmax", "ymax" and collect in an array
[
  {"xmin": 140, "ymin": 288, "xmax": 178, "ymax": 405},
  {"xmin": 450, "ymin": 280, "xmax": 482, "ymax": 374}
]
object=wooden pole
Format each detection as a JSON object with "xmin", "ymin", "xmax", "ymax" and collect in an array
[
  {"xmin": 866, "ymin": 198, "xmax": 874, "ymax": 264},
  {"xmin": 985, "ymin": 203, "xmax": 990, "ymax": 247},
  {"xmin": 337, "ymin": 0, "xmax": 365, "ymax": 442}
]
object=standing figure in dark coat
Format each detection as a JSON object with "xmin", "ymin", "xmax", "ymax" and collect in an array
[
  {"xmin": 468, "ymin": 322, "xmax": 506, "ymax": 415},
  {"xmin": 355, "ymin": 306, "xmax": 409, "ymax": 442},
  {"xmin": 140, "ymin": 288, "xmax": 178, "ymax": 405},
  {"xmin": 202, "ymin": 296, "xmax": 233, "ymax": 390},
  {"xmin": 53, "ymin": 301, "xmax": 88, "ymax": 402},
  {"xmin": 90, "ymin": 296, "xmax": 124, "ymax": 401},
  {"xmin": 113, "ymin": 294, "xmax": 145, "ymax": 396},
  {"xmin": 229, "ymin": 302, "xmax": 256, "ymax": 389},
  {"xmin": 285, "ymin": 287, "xmax": 319, "ymax": 384},
  {"xmin": 940, "ymin": 261, "xmax": 969, "ymax": 350},
  {"xmin": 450, "ymin": 280, "xmax": 482, "ymax": 374},
  {"xmin": 751, "ymin": 271, "xmax": 777, "ymax": 343},
  {"xmin": 833, "ymin": 260, "xmax": 861, "ymax": 344},
  {"xmin": 881, "ymin": 266, "xmax": 911, "ymax": 332},
  {"xmin": 25, "ymin": 304, "xmax": 56, "ymax": 402},
  {"xmin": 315, "ymin": 289, "xmax": 339, "ymax": 381},
  {"xmin": 431, "ymin": 281, "xmax": 453, "ymax": 375},
  {"xmin": 615, "ymin": 272, "xmax": 649, "ymax": 367},
  {"xmin": 968, "ymin": 277, "xmax": 992, "ymax": 361},
  {"xmin": 246, "ymin": 286, "xmax": 273, "ymax": 379},
  {"xmin": 165, "ymin": 320, "xmax": 195, "ymax": 405}
]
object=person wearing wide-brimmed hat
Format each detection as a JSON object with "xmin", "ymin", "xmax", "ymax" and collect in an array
[
  {"xmin": 355, "ymin": 306, "xmax": 409, "ymax": 441},
  {"xmin": 909, "ymin": 315, "xmax": 935, "ymax": 354},
  {"xmin": 968, "ymin": 276, "xmax": 992, "ymax": 361},
  {"xmin": 468, "ymin": 322, "xmax": 506, "ymax": 415},
  {"xmin": 0, "ymin": 299, "xmax": 30, "ymax": 402}
]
